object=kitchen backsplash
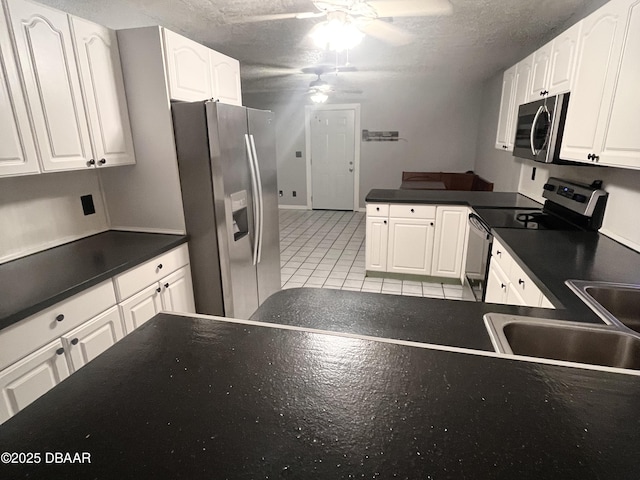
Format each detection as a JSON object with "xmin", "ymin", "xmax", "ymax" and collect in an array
[{"xmin": 0, "ymin": 170, "xmax": 108, "ymax": 264}]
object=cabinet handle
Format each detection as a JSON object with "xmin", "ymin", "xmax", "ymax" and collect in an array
[
  {"xmin": 540, "ymin": 90, "xmax": 548, "ymax": 96},
  {"xmin": 56, "ymin": 314, "xmax": 64, "ymax": 322},
  {"xmin": 156, "ymin": 287, "xmax": 162, "ymax": 293},
  {"xmin": 430, "ymin": 222, "xmax": 434, "ymax": 226},
  {"xmin": 376, "ymin": 207, "xmax": 380, "ymax": 211},
  {"xmin": 587, "ymin": 153, "xmax": 594, "ymax": 160},
  {"xmin": 98, "ymin": 158, "xmax": 106, "ymax": 165},
  {"xmin": 164, "ymin": 283, "xmax": 170, "ymax": 289},
  {"xmin": 87, "ymin": 159, "xmax": 95, "ymax": 166},
  {"xmin": 383, "ymin": 220, "xmax": 387, "ymax": 224},
  {"xmin": 56, "ymin": 347, "xmax": 64, "ymax": 355},
  {"xmin": 157, "ymin": 263, "xmax": 163, "ymax": 270},
  {"xmin": 502, "ymin": 145, "xmax": 507, "ymax": 149},
  {"xmin": 410, "ymin": 208, "xmax": 415, "ymax": 213},
  {"xmin": 518, "ymin": 279, "xmax": 525, "ymax": 286},
  {"xmin": 593, "ymin": 155, "xmax": 599, "ymax": 162},
  {"xmin": 496, "ymin": 250, "xmax": 502, "ymax": 257},
  {"xmin": 71, "ymin": 338, "xmax": 79, "ymax": 346}
]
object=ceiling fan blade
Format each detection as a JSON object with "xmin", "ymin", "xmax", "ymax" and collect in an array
[
  {"xmin": 358, "ymin": 18, "xmax": 415, "ymax": 46},
  {"xmin": 225, "ymin": 11, "xmax": 320, "ymax": 24},
  {"xmin": 367, "ymin": 0, "xmax": 452, "ymax": 17}
]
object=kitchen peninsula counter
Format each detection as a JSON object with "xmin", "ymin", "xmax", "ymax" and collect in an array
[
  {"xmin": 1, "ymin": 311, "xmax": 638, "ymax": 479},
  {"xmin": 0, "ymin": 231, "xmax": 188, "ymax": 330}
]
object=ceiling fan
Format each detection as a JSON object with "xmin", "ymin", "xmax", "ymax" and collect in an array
[{"xmin": 229, "ymin": 0, "xmax": 453, "ymax": 47}]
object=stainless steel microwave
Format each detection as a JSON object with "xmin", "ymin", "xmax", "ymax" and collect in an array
[{"xmin": 513, "ymin": 93, "xmax": 569, "ymax": 164}]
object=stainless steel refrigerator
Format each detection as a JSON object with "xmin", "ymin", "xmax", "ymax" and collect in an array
[{"xmin": 172, "ymin": 100, "xmax": 281, "ymax": 319}]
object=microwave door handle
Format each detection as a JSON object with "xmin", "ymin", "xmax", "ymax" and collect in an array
[
  {"xmin": 530, "ymin": 106, "xmax": 544, "ymax": 156},
  {"xmin": 244, "ymin": 134, "xmax": 259, "ymax": 266}
]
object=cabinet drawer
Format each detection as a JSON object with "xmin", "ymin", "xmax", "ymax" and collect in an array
[
  {"xmin": 389, "ymin": 204, "xmax": 436, "ymax": 219},
  {"xmin": 113, "ymin": 244, "xmax": 189, "ymax": 301},
  {"xmin": 366, "ymin": 203, "xmax": 389, "ymax": 217},
  {"xmin": 0, "ymin": 281, "xmax": 116, "ymax": 371},
  {"xmin": 508, "ymin": 260, "xmax": 543, "ymax": 307},
  {"xmin": 490, "ymin": 238, "xmax": 512, "ymax": 275}
]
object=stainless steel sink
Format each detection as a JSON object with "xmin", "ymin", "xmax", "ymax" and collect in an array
[
  {"xmin": 484, "ymin": 314, "xmax": 640, "ymax": 370},
  {"xmin": 566, "ymin": 280, "xmax": 640, "ymax": 333}
]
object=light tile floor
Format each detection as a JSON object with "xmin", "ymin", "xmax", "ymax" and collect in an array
[{"xmin": 279, "ymin": 209, "xmax": 469, "ymax": 300}]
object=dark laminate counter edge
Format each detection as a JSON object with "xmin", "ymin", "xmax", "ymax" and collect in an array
[
  {"xmin": 0, "ymin": 230, "xmax": 188, "ymax": 330},
  {"xmin": 365, "ymin": 189, "xmax": 543, "ymax": 209}
]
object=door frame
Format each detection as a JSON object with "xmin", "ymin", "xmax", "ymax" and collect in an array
[{"xmin": 304, "ymin": 103, "xmax": 361, "ymax": 211}]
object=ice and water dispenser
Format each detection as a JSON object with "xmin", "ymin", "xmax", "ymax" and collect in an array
[{"xmin": 230, "ymin": 190, "xmax": 249, "ymax": 241}]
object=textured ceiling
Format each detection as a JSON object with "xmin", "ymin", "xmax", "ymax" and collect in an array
[{"xmin": 37, "ymin": 0, "xmax": 608, "ymax": 98}]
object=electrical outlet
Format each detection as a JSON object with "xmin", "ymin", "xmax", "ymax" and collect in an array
[
  {"xmin": 295, "ymin": 151, "xmax": 302, "ymax": 158},
  {"xmin": 292, "ymin": 191, "xmax": 297, "ymax": 197},
  {"xmin": 279, "ymin": 190, "xmax": 283, "ymax": 197},
  {"xmin": 81, "ymin": 194, "xmax": 95, "ymax": 215}
]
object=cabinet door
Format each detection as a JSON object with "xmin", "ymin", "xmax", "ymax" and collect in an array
[
  {"xmin": 209, "ymin": 49, "xmax": 242, "ymax": 106},
  {"xmin": 0, "ymin": 339, "xmax": 70, "ymax": 424},
  {"xmin": 119, "ymin": 284, "xmax": 163, "ymax": 334},
  {"xmin": 560, "ymin": 0, "xmax": 628, "ymax": 164},
  {"xmin": 547, "ymin": 21, "xmax": 581, "ymax": 95},
  {"xmin": 71, "ymin": 17, "xmax": 135, "ymax": 167},
  {"xmin": 159, "ymin": 266, "xmax": 196, "ymax": 313},
  {"xmin": 365, "ymin": 216, "xmax": 389, "ymax": 271},
  {"xmin": 431, "ymin": 206, "xmax": 467, "ymax": 278},
  {"xmin": 485, "ymin": 262, "xmax": 508, "ymax": 304},
  {"xmin": 495, "ymin": 65, "xmax": 516, "ymax": 151},
  {"xmin": 163, "ymin": 29, "xmax": 212, "ymax": 101},
  {"xmin": 528, "ymin": 42, "xmax": 552, "ymax": 101},
  {"xmin": 508, "ymin": 262, "xmax": 543, "ymax": 307},
  {"xmin": 599, "ymin": 0, "xmax": 640, "ymax": 169},
  {"xmin": 509, "ymin": 55, "xmax": 533, "ymax": 150},
  {"xmin": 0, "ymin": 9, "xmax": 39, "ymax": 177},
  {"xmin": 387, "ymin": 218, "xmax": 434, "ymax": 275},
  {"xmin": 6, "ymin": 0, "xmax": 93, "ymax": 171},
  {"xmin": 61, "ymin": 306, "xmax": 124, "ymax": 372}
]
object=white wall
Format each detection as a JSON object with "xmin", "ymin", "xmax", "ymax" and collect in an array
[
  {"xmin": 0, "ymin": 170, "xmax": 108, "ymax": 263},
  {"xmin": 246, "ymin": 74, "xmax": 484, "ymax": 209}
]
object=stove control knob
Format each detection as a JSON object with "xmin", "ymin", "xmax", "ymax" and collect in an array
[
  {"xmin": 572, "ymin": 194, "xmax": 587, "ymax": 203},
  {"xmin": 542, "ymin": 183, "xmax": 555, "ymax": 192}
]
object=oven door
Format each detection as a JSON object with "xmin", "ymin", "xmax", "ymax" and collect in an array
[
  {"xmin": 513, "ymin": 97, "xmax": 557, "ymax": 163},
  {"xmin": 464, "ymin": 213, "xmax": 492, "ymax": 301}
]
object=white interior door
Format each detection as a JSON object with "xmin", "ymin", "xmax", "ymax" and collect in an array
[{"xmin": 310, "ymin": 109, "xmax": 356, "ymax": 210}]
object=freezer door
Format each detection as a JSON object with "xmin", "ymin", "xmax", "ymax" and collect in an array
[
  {"xmin": 208, "ymin": 102, "xmax": 260, "ymax": 319},
  {"xmin": 247, "ymin": 108, "xmax": 281, "ymax": 305}
]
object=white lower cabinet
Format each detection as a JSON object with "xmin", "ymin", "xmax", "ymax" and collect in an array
[
  {"xmin": 0, "ymin": 339, "xmax": 70, "ymax": 423},
  {"xmin": 159, "ymin": 265, "xmax": 196, "ymax": 312},
  {"xmin": 486, "ymin": 239, "xmax": 554, "ymax": 308},
  {"xmin": 387, "ymin": 218, "xmax": 435, "ymax": 275},
  {"xmin": 119, "ymin": 284, "xmax": 163, "ymax": 334},
  {"xmin": 365, "ymin": 216, "xmax": 389, "ymax": 272},
  {"xmin": 61, "ymin": 306, "xmax": 124, "ymax": 372},
  {"xmin": 431, "ymin": 206, "xmax": 468, "ymax": 278}
]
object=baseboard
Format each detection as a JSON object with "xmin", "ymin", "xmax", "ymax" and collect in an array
[{"xmin": 278, "ymin": 205, "xmax": 310, "ymax": 210}]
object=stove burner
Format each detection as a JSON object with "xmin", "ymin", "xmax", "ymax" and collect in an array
[{"xmin": 516, "ymin": 212, "xmax": 544, "ymax": 228}]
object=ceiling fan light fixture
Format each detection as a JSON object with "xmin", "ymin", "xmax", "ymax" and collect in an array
[
  {"xmin": 310, "ymin": 91, "xmax": 329, "ymax": 103},
  {"xmin": 311, "ymin": 15, "xmax": 364, "ymax": 52}
]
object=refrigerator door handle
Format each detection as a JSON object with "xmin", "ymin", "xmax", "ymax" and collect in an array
[
  {"xmin": 244, "ymin": 134, "xmax": 259, "ymax": 266},
  {"xmin": 249, "ymin": 134, "xmax": 264, "ymax": 264}
]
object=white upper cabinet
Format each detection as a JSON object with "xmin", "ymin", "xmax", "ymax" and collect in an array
[
  {"xmin": 495, "ymin": 65, "xmax": 516, "ymax": 151},
  {"xmin": 599, "ymin": 0, "xmax": 640, "ymax": 168},
  {"xmin": 560, "ymin": 0, "xmax": 629, "ymax": 164},
  {"xmin": 6, "ymin": 0, "xmax": 93, "ymax": 172},
  {"xmin": 3, "ymin": 0, "xmax": 135, "ymax": 173},
  {"xmin": 510, "ymin": 54, "xmax": 533, "ymax": 137},
  {"xmin": 0, "ymin": 7, "xmax": 39, "ymax": 176},
  {"xmin": 163, "ymin": 28, "xmax": 212, "ymax": 101},
  {"xmin": 209, "ymin": 49, "xmax": 242, "ymax": 106},
  {"xmin": 70, "ymin": 16, "xmax": 135, "ymax": 167},
  {"xmin": 163, "ymin": 28, "xmax": 242, "ymax": 105},
  {"xmin": 546, "ymin": 21, "xmax": 581, "ymax": 96},
  {"xmin": 528, "ymin": 42, "xmax": 552, "ymax": 101}
]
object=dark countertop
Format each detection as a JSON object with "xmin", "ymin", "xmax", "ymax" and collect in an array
[
  {"xmin": 0, "ymin": 231, "xmax": 188, "ymax": 330},
  {"xmin": 2, "ymin": 313, "xmax": 639, "ymax": 479},
  {"xmin": 365, "ymin": 189, "xmax": 542, "ymax": 209},
  {"xmin": 250, "ymin": 288, "xmax": 583, "ymax": 351},
  {"xmin": 493, "ymin": 228, "xmax": 640, "ymax": 317}
]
